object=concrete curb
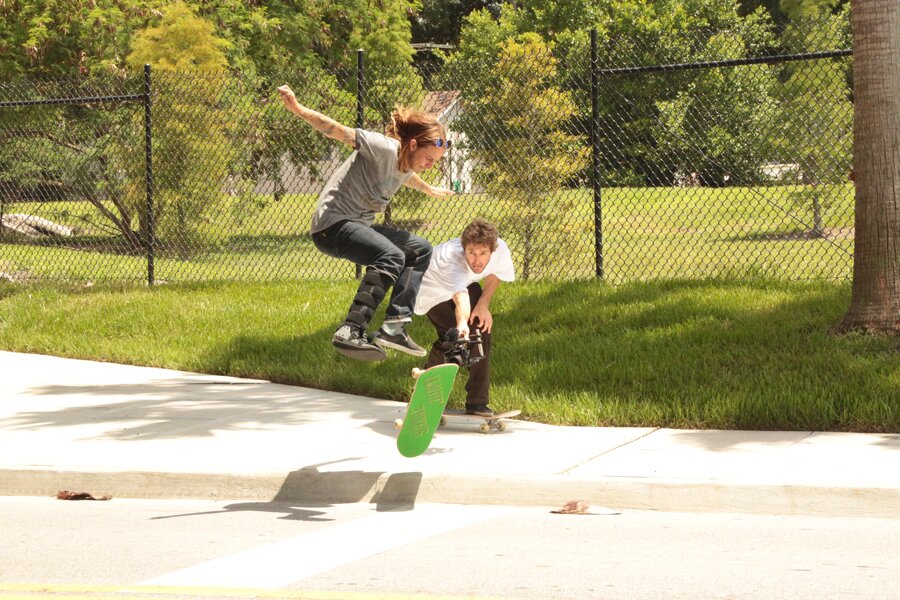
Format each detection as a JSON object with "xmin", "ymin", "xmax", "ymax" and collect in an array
[
  {"xmin": 4, "ymin": 468, "xmax": 897, "ymax": 518},
  {"xmin": 3, "ymin": 352, "xmax": 897, "ymax": 520}
]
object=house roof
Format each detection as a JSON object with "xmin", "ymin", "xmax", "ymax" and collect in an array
[{"xmin": 423, "ymin": 91, "xmax": 460, "ymax": 118}]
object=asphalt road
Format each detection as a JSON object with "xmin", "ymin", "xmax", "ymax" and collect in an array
[{"xmin": 2, "ymin": 496, "xmax": 898, "ymax": 599}]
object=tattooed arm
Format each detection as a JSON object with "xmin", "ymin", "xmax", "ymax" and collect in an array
[
  {"xmin": 277, "ymin": 85, "xmax": 357, "ymax": 148},
  {"xmin": 404, "ymin": 173, "xmax": 455, "ymax": 198}
]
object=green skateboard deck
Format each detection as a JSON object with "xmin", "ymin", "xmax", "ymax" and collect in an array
[{"xmin": 396, "ymin": 363, "xmax": 459, "ymax": 457}]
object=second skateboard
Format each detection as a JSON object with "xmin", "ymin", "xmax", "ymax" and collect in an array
[{"xmin": 440, "ymin": 409, "xmax": 522, "ymax": 433}]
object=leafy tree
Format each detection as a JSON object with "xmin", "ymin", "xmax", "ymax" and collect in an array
[
  {"xmin": 436, "ymin": 4, "xmax": 521, "ymax": 112},
  {"xmin": 125, "ymin": 2, "xmax": 235, "ymax": 255},
  {"xmin": 0, "ymin": 0, "xmax": 162, "ymax": 78},
  {"xmin": 0, "ymin": 0, "xmax": 162, "ymax": 248},
  {"xmin": 0, "ymin": 0, "xmax": 425, "ymax": 251},
  {"xmin": 458, "ymin": 34, "xmax": 587, "ymax": 279},
  {"xmin": 780, "ymin": 0, "xmax": 847, "ymax": 20},
  {"xmin": 223, "ymin": 0, "xmax": 421, "ymax": 75},
  {"xmin": 411, "ymin": 0, "xmax": 503, "ymax": 45},
  {"xmin": 446, "ymin": 0, "xmax": 781, "ymax": 187},
  {"xmin": 592, "ymin": 2, "xmax": 780, "ymax": 186},
  {"xmin": 0, "ymin": 0, "xmax": 420, "ymax": 79},
  {"xmin": 736, "ymin": 0, "xmax": 848, "ymax": 28},
  {"xmin": 128, "ymin": 3, "xmax": 230, "ymax": 71},
  {"xmin": 652, "ymin": 13, "xmax": 780, "ymax": 187}
]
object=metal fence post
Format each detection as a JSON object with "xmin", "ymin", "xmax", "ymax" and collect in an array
[
  {"xmin": 144, "ymin": 64, "xmax": 155, "ymax": 287},
  {"xmin": 590, "ymin": 29, "xmax": 604, "ymax": 280},
  {"xmin": 355, "ymin": 49, "xmax": 365, "ymax": 280}
]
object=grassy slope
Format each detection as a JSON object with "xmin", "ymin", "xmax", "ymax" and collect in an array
[{"xmin": 1, "ymin": 278, "xmax": 896, "ymax": 432}]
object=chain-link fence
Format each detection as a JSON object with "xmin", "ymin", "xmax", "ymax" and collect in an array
[{"xmin": 0, "ymin": 20, "xmax": 854, "ymax": 284}]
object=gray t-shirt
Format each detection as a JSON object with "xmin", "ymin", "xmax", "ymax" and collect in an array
[{"xmin": 310, "ymin": 129, "xmax": 412, "ymax": 233}]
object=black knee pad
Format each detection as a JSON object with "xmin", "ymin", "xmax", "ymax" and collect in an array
[{"xmin": 346, "ymin": 269, "xmax": 394, "ymax": 329}]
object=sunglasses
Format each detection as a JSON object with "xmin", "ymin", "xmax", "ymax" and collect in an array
[{"xmin": 434, "ymin": 139, "xmax": 451, "ymax": 148}]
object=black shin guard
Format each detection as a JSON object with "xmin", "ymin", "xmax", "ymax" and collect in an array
[{"xmin": 345, "ymin": 269, "xmax": 394, "ymax": 331}]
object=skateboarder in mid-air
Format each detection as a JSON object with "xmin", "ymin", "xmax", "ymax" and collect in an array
[
  {"xmin": 414, "ymin": 219, "xmax": 515, "ymax": 416},
  {"xmin": 277, "ymin": 85, "xmax": 455, "ymax": 361}
]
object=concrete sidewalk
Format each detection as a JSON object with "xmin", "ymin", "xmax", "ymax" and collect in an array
[{"xmin": 1, "ymin": 351, "xmax": 897, "ymax": 517}]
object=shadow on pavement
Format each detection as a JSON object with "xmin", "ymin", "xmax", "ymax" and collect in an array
[
  {"xmin": 149, "ymin": 461, "xmax": 422, "ymax": 521},
  {"xmin": 5, "ymin": 370, "xmax": 405, "ymax": 442}
]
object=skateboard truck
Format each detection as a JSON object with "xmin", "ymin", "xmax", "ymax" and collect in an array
[{"xmin": 441, "ymin": 327, "xmax": 484, "ymax": 368}]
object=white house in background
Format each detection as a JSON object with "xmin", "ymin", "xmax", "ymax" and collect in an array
[
  {"xmin": 253, "ymin": 90, "xmax": 476, "ymax": 196},
  {"xmin": 422, "ymin": 90, "xmax": 477, "ymax": 193}
]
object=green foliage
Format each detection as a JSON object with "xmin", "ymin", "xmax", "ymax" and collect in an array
[
  {"xmin": 0, "ymin": 0, "xmax": 420, "ymax": 79},
  {"xmin": 653, "ymin": 15, "xmax": 781, "ymax": 185},
  {"xmin": 127, "ymin": 3, "xmax": 230, "ymax": 71},
  {"xmin": 411, "ymin": 0, "xmax": 503, "ymax": 45},
  {"xmin": 780, "ymin": 0, "xmax": 844, "ymax": 20},
  {"xmin": 1, "ymin": 0, "xmax": 423, "ymax": 252},
  {"xmin": 446, "ymin": 0, "xmax": 785, "ymax": 188},
  {"xmin": 470, "ymin": 34, "xmax": 586, "ymax": 193},
  {"xmin": 125, "ymin": 3, "xmax": 236, "ymax": 254},
  {"xmin": 456, "ymin": 33, "xmax": 588, "ymax": 279},
  {"xmin": 353, "ymin": 0, "xmax": 420, "ymax": 69},
  {"xmin": 363, "ymin": 65, "xmax": 427, "ymax": 125},
  {"xmin": 230, "ymin": 0, "xmax": 420, "ymax": 75},
  {"xmin": 0, "ymin": 0, "xmax": 162, "ymax": 78}
]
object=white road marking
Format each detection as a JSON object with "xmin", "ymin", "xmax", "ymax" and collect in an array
[{"xmin": 138, "ymin": 504, "xmax": 510, "ymax": 590}]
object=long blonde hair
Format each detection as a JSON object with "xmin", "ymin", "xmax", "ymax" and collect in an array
[{"xmin": 386, "ymin": 107, "xmax": 448, "ymax": 172}]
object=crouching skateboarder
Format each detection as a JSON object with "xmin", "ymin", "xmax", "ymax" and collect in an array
[
  {"xmin": 414, "ymin": 219, "xmax": 515, "ymax": 416},
  {"xmin": 277, "ymin": 85, "xmax": 454, "ymax": 361}
]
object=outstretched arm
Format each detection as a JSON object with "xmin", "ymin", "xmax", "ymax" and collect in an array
[
  {"xmin": 404, "ymin": 173, "xmax": 455, "ymax": 198},
  {"xmin": 277, "ymin": 85, "xmax": 357, "ymax": 148}
]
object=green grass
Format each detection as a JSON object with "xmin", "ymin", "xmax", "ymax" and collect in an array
[
  {"xmin": 1, "ymin": 184, "xmax": 855, "ymax": 283},
  {"xmin": 0, "ymin": 278, "xmax": 895, "ymax": 432}
]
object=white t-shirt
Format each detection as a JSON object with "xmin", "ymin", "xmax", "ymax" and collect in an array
[{"xmin": 414, "ymin": 238, "xmax": 515, "ymax": 315}]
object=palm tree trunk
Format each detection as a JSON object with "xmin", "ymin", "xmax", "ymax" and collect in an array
[{"xmin": 838, "ymin": 0, "xmax": 900, "ymax": 335}]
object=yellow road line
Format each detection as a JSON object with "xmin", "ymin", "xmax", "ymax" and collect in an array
[{"xmin": 0, "ymin": 584, "xmax": 501, "ymax": 600}]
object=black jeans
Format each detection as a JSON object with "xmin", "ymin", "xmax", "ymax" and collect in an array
[
  {"xmin": 312, "ymin": 220, "xmax": 432, "ymax": 323},
  {"xmin": 424, "ymin": 282, "xmax": 491, "ymax": 406}
]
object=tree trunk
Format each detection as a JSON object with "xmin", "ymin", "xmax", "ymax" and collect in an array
[{"xmin": 838, "ymin": 0, "xmax": 900, "ymax": 335}]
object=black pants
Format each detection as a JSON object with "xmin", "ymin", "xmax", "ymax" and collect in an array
[
  {"xmin": 312, "ymin": 220, "xmax": 432, "ymax": 324},
  {"xmin": 424, "ymin": 282, "xmax": 491, "ymax": 406}
]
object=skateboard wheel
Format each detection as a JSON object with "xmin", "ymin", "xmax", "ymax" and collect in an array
[
  {"xmin": 440, "ymin": 416, "xmax": 447, "ymax": 426},
  {"xmin": 479, "ymin": 422, "xmax": 490, "ymax": 433},
  {"xmin": 497, "ymin": 421, "xmax": 508, "ymax": 432},
  {"xmin": 394, "ymin": 418, "xmax": 403, "ymax": 429}
]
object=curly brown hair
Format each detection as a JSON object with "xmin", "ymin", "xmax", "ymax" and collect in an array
[{"xmin": 460, "ymin": 218, "xmax": 499, "ymax": 251}]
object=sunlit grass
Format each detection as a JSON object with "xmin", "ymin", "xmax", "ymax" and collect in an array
[
  {"xmin": 1, "ymin": 184, "xmax": 855, "ymax": 283},
  {"xmin": 0, "ymin": 277, "xmax": 895, "ymax": 432}
]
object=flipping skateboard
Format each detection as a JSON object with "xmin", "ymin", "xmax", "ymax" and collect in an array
[
  {"xmin": 394, "ymin": 364, "xmax": 459, "ymax": 457},
  {"xmin": 440, "ymin": 409, "xmax": 522, "ymax": 433}
]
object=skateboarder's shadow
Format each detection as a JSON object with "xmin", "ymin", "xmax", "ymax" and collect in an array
[
  {"xmin": 151, "ymin": 460, "xmax": 424, "ymax": 521},
  {"xmin": 150, "ymin": 502, "xmax": 333, "ymax": 522}
]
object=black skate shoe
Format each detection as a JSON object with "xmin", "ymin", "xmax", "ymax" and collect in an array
[
  {"xmin": 373, "ymin": 327, "xmax": 427, "ymax": 357},
  {"xmin": 332, "ymin": 324, "xmax": 387, "ymax": 361},
  {"xmin": 465, "ymin": 404, "xmax": 495, "ymax": 417}
]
